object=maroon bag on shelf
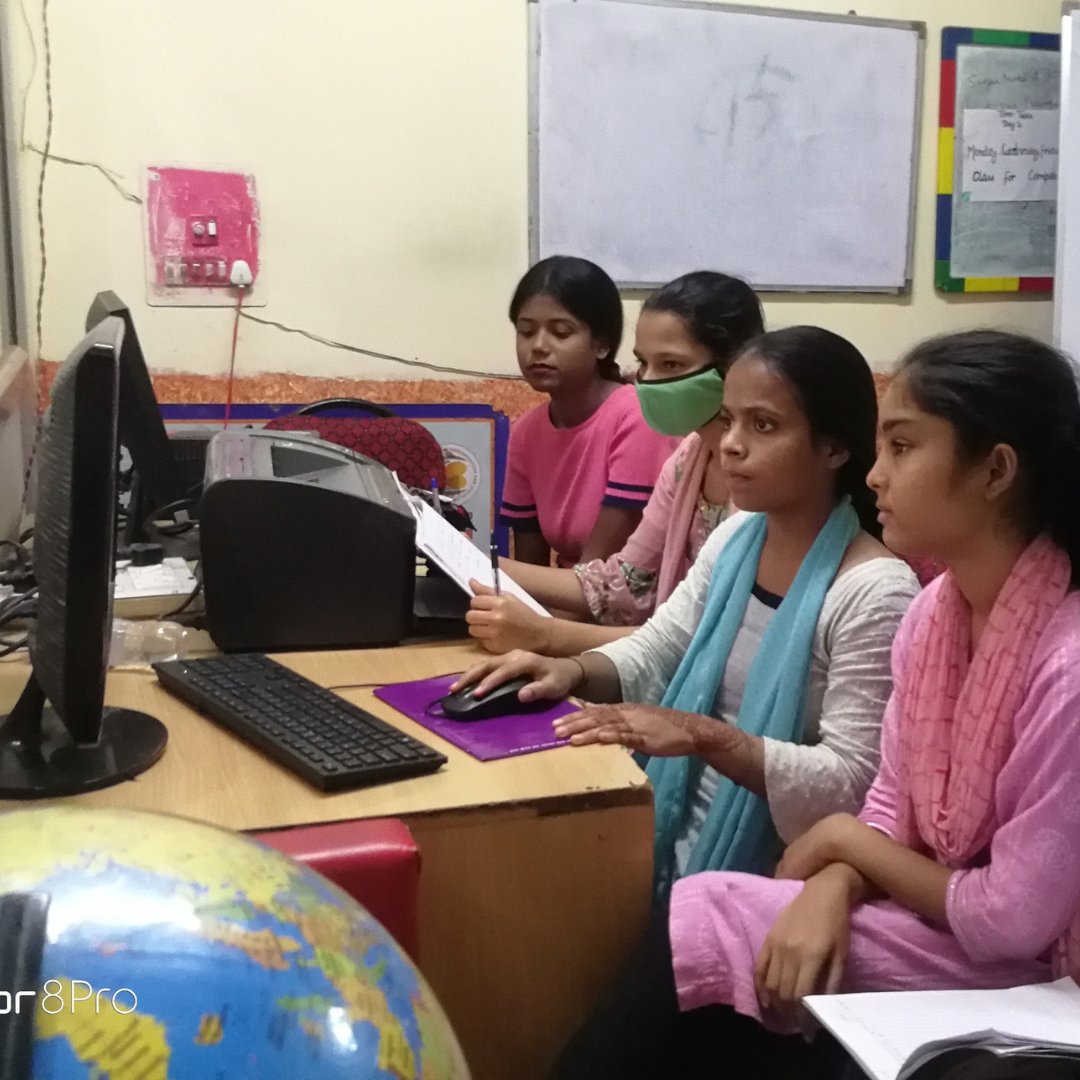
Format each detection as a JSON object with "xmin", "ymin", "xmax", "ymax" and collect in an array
[{"xmin": 264, "ymin": 398, "xmax": 446, "ymax": 491}]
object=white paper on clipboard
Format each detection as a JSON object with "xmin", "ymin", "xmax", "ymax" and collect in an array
[{"xmin": 398, "ymin": 478, "xmax": 552, "ymax": 618}]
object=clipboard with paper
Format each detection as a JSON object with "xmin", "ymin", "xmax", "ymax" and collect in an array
[{"xmin": 403, "ymin": 488, "xmax": 552, "ymax": 618}]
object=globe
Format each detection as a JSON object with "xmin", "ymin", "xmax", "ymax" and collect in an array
[{"xmin": 0, "ymin": 806, "xmax": 470, "ymax": 1078}]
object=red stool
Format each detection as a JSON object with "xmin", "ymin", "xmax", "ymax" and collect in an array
[{"xmin": 255, "ymin": 818, "xmax": 421, "ymax": 961}]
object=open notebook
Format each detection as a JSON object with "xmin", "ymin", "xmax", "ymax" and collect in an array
[
  {"xmin": 404, "ymin": 491, "xmax": 551, "ymax": 618},
  {"xmin": 805, "ymin": 978, "xmax": 1080, "ymax": 1080}
]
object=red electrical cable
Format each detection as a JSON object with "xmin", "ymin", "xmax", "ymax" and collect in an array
[{"xmin": 223, "ymin": 288, "xmax": 244, "ymax": 428}]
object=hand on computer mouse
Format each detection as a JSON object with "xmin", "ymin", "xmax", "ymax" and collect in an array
[
  {"xmin": 440, "ymin": 677, "xmax": 551, "ymax": 721},
  {"xmin": 450, "ymin": 650, "xmax": 583, "ymax": 704}
]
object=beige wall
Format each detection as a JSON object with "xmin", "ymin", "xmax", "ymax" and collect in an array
[{"xmin": 3, "ymin": 0, "xmax": 1063, "ymax": 380}]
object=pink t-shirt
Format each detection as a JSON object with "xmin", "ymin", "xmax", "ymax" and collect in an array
[{"xmin": 499, "ymin": 383, "xmax": 678, "ymax": 567}]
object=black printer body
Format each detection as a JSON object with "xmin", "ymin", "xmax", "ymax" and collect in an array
[{"xmin": 200, "ymin": 430, "xmax": 418, "ymax": 651}]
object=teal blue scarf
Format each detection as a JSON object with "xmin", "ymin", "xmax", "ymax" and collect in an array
[{"xmin": 647, "ymin": 501, "xmax": 859, "ymax": 899}]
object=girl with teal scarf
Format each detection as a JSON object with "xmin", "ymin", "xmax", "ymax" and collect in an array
[{"xmin": 455, "ymin": 328, "xmax": 918, "ymax": 897}]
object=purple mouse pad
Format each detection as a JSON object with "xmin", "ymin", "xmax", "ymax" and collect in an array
[{"xmin": 374, "ymin": 674, "xmax": 580, "ymax": 761}]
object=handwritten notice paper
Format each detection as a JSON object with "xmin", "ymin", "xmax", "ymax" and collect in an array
[{"xmin": 961, "ymin": 108, "xmax": 1059, "ymax": 202}]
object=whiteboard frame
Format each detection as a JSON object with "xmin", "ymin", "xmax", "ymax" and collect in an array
[
  {"xmin": 1055, "ymin": 5, "xmax": 1080, "ymax": 359},
  {"xmin": 527, "ymin": 0, "xmax": 926, "ymax": 293},
  {"xmin": 0, "ymin": 4, "xmax": 26, "ymax": 346}
]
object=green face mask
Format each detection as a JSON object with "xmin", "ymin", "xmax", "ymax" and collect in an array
[{"xmin": 636, "ymin": 366, "xmax": 726, "ymax": 437}]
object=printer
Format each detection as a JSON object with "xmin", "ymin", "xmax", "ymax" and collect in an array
[{"xmin": 200, "ymin": 429, "xmax": 426, "ymax": 651}]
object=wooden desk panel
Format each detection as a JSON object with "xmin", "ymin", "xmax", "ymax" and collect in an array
[
  {"xmin": 0, "ymin": 644, "xmax": 653, "ymax": 1079},
  {"xmin": 411, "ymin": 802, "xmax": 652, "ymax": 1079}
]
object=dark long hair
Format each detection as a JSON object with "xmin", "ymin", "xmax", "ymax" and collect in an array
[
  {"xmin": 747, "ymin": 326, "xmax": 880, "ymax": 537},
  {"xmin": 509, "ymin": 255, "xmax": 624, "ymax": 382},
  {"xmin": 897, "ymin": 330, "xmax": 1080, "ymax": 584},
  {"xmin": 642, "ymin": 271, "xmax": 764, "ymax": 374}
]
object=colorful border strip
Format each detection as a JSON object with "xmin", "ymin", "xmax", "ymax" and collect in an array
[{"xmin": 935, "ymin": 27, "xmax": 1059, "ymax": 294}]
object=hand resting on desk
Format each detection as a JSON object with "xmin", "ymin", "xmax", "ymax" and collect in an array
[{"xmin": 552, "ymin": 703, "xmax": 701, "ymax": 756}]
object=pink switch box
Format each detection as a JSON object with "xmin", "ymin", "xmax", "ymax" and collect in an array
[{"xmin": 146, "ymin": 166, "xmax": 259, "ymax": 297}]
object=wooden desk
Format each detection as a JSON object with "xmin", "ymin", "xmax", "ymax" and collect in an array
[{"xmin": 0, "ymin": 642, "xmax": 653, "ymax": 1080}]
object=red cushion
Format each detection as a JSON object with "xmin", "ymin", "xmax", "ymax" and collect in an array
[
  {"xmin": 254, "ymin": 818, "xmax": 421, "ymax": 961},
  {"xmin": 264, "ymin": 414, "xmax": 446, "ymax": 491}
]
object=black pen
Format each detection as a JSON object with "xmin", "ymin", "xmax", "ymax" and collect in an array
[{"xmin": 490, "ymin": 541, "xmax": 502, "ymax": 596}]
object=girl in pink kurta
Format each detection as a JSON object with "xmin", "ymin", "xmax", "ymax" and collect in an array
[
  {"xmin": 673, "ymin": 582, "xmax": 1080, "ymax": 1017},
  {"xmin": 553, "ymin": 330, "xmax": 1080, "ymax": 1080}
]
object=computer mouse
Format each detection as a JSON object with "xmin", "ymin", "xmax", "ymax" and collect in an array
[{"xmin": 439, "ymin": 677, "xmax": 548, "ymax": 722}]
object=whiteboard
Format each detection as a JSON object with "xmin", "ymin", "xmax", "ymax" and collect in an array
[
  {"xmin": 1055, "ymin": 9, "xmax": 1080, "ymax": 368},
  {"xmin": 531, "ymin": 0, "xmax": 923, "ymax": 291}
]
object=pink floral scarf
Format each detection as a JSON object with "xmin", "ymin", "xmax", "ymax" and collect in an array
[
  {"xmin": 897, "ymin": 534, "xmax": 1078, "ymax": 978},
  {"xmin": 655, "ymin": 434, "xmax": 712, "ymax": 607}
]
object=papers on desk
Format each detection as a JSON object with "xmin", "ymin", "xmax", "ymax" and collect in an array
[
  {"xmin": 113, "ymin": 557, "xmax": 199, "ymax": 618},
  {"xmin": 114, "ymin": 557, "xmax": 198, "ymax": 600},
  {"xmin": 804, "ymin": 977, "xmax": 1080, "ymax": 1080},
  {"xmin": 403, "ymin": 490, "xmax": 551, "ymax": 618}
]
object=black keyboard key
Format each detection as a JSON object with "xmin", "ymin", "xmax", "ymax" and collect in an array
[{"xmin": 152, "ymin": 653, "xmax": 447, "ymax": 792}]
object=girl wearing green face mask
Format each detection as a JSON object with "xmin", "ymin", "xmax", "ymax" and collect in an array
[{"xmin": 467, "ymin": 272, "xmax": 763, "ymax": 657}]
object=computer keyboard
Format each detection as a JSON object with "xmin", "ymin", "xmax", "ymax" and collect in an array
[{"xmin": 152, "ymin": 653, "xmax": 447, "ymax": 791}]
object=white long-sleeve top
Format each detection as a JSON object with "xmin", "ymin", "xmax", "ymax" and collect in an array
[{"xmin": 590, "ymin": 512, "xmax": 920, "ymax": 847}]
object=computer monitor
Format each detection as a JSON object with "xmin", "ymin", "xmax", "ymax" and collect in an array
[
  {"xmin": 86, "ymin": 291, "xmax": 178, "ymax": 508},
  {"xmin": 85, "ymin": 291, "xmax": 208, "ymax": 549},
  {"xmin": 0, "ymin": 316, "xmax": 167, "ymax": 796}
]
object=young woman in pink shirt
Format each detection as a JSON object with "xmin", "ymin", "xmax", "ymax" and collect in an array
[
  {"xmin": 552, "ymin": 330, "xmax": 1080, "ymax": 1079},
  {"xmin": 498, "ymin": 256, "xmax": 677, "ymax": 569},
  {"xmin": 471, "ymin": 271, "xmax": 763, "ymax": 656}
]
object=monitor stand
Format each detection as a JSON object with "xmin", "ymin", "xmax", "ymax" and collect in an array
[{"xmin": 0, "ymin": 672, "xmax": 168, "ymax": 797}]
